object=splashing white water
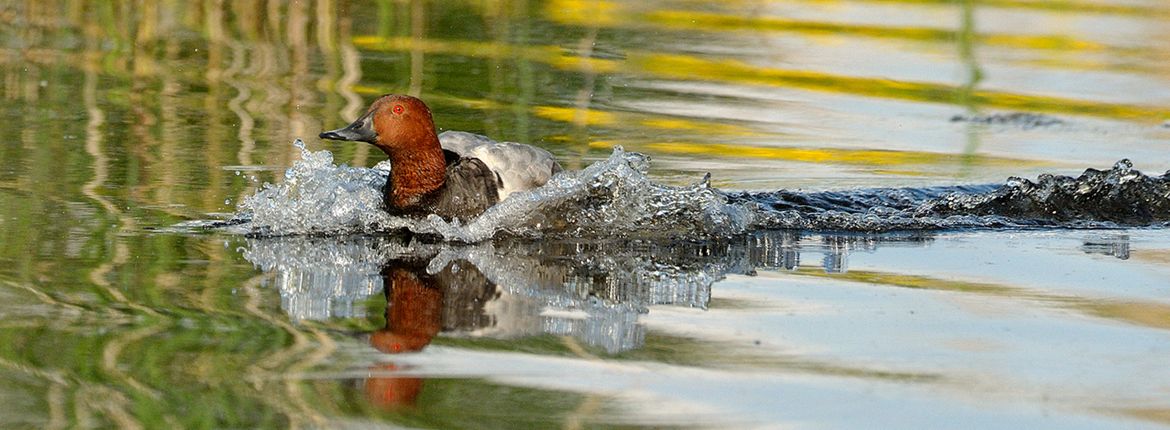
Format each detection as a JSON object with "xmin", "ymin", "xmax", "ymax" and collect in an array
[
  {"xmin": 225, "ymin": 141, "xmax": 1170, "ymax": 239},
  {"xmin": 231, "ymin": 140, "xmax": 754, "ymax": 241},
  {"xmin": 232, "ymin": 140, "xmax": 402, "ymax": 236}
]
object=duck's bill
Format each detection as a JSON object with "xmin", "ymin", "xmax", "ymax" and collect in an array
[{"xmin": 319, "ymin": 110, "xmax": 376, "ymax": 143}]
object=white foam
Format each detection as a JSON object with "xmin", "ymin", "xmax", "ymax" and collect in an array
[{"xmin": 232, "ymin": 140, "xmax": 754, "ymax": 241}]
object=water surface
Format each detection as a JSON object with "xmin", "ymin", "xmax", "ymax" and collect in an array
[{"xmin": 2, "ymin": 0, "xmax": 1170, "ymax": 428}]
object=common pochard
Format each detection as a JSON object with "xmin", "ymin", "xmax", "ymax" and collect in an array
[{"xmin": 319, "ymin": 94, "xmax": 561, "ymax": 221}]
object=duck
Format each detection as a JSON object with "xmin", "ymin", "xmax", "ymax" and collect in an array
[{"xmin": 318, "ymin": 94, "xmax": 561, "ymax": 221}]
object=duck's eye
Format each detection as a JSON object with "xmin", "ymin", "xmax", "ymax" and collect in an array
[{"xmin": 392, "ymin": 105, "xmax": 404, "ymax": 115}]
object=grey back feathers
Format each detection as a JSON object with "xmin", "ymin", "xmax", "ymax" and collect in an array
[{"xmin": 439, "ymin": 131, "xmax": 562, "ymax": 201}]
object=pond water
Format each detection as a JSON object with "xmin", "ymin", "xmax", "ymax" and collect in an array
[{"xmin": 2, "ymin": 0, "xmax": 1170, "ymax": 428}]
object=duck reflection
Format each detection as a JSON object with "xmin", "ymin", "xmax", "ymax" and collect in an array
[
  {"xmin": 372, "ymin": 257, "xmax": 496, "ymax": 355},
  {"xmin": 241, "ymin": 231, "xmax": 937, "ymax": 354},
  {"xmin": 363, "ymin": 257, "xmax": 496, "ymax": 410},
  {"xmin": 241, "ymin": 232, "xmax": 937, "ymax": 409}
]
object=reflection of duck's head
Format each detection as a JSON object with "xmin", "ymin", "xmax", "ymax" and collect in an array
[
  {"xmin": 361, "ymin": 263, "xmax": 440, "ymax": 411},
  {"xmin": 364, "ymin": 362, "xmax": 423, "ymax": 410},
  {"xmin": 318, "ymin": 94, "xmax": 560, "ymax": 221}
]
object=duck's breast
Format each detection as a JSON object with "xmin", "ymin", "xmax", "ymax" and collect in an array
[{"xmin": 439, "ymin": 131, "xmax": 561, "ymax": 201}]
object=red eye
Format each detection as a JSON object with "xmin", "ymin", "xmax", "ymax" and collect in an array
[{"xmin": 392, "ymin": 105, "xmax": 404, "ymax": 115}]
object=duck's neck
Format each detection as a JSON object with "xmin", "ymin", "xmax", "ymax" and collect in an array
[
  {"xmin": 375, "ymin": 266, "xmax": 442, "ymax": 352},
  {"xmin": 385, "ymin": 136, "xmax": 447, "ymax": 209}
]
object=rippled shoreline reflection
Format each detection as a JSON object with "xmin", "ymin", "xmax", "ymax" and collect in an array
[{"xmin": 242, "ymin": 231, "xmax": 936, "ymax": 354}]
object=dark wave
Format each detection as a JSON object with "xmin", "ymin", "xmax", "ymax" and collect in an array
[{"xmin": 736, "ymin": 159, "xmax": 1170, "ymax": 231}]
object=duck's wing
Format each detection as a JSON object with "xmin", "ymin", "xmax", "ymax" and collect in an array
[
  {"xmin": 426, "ymin": 150, "xmax": 499, "ymax": 222},
  {"xmin": 439, "ymin": 131, "xmax": 562, "ymax": 201}
]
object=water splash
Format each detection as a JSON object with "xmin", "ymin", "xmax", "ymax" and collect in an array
[
  {"xmin": 737, "ymin": 159, "xmax": 1170, "ymax": 231},
  {"xmin": 232, "ymin": 140, "xmax": 405, "ymax": 236},
  {"xmin": 429, "ymin": 147, "xmax": 752, "ymax": 241},
  {"xmin": 227, "ymin": 141, "xmax": 1170, "ymax": 241},
  {"xmin": 931, "ymin": 159, "xmax": 1170, "ymax": 225},
  {"xmin": 231, "ymin": 142, "xmax": 752, "ymax": 241}
]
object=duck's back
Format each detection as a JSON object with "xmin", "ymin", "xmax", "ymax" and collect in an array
[{"xmin": 439, "ymin": 131, "xmax": 562, "ymax": 201}]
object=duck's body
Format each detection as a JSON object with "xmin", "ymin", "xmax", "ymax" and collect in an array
[
  {"xmin": 387, "ymin": 149, "xmax": 499, "ymax": 220},
  {"xmin": 319, "ymin": 95, "xmax": 561, "ymax": 221},
  {"xmin": 439, "ymin": 131, "xmax": 562, "ymax": 201}
]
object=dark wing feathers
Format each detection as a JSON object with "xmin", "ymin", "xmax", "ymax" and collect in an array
[{"xmin": 425, "ymin": 154, "xmax": 499, "ymax": 221}]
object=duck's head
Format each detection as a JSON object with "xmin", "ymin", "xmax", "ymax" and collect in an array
[{"xmin": 319, "ymin": 94, "xmax": 438, "ymax": 154}]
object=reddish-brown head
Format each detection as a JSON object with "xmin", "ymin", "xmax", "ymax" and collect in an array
[
  {"xmin": 368, "ymin": 95, "xmax": 439, "ymax": 154},
  {"xmin": 319, "ymin": 94, "xmax": 440, "ymax": 154},
  {"xmin": 320, "ymin": 94, "xmax": 448, "ymax": 207}
]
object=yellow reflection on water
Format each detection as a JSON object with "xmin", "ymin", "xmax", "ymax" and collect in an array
[
  {"xmin": 640, "ymin": 142, "xmax": 1046, "ymax": 167},
  {"xmin": 354, "ymin": 35, "xmax": 1170, "ymax": 123},
  {"xmin": 546, "ymin": 0, "xmax": 1114, "ymax": 51},
  {"xmin": 1119, "ymin": 408, "xmax": 1170, "ymax": 426},
  {"xmin": 819, "ymin": 0, "xmax": 1167, "ymax": 17},
  {"xmin": 631, "ymin": 53, "xmax": 1170, "ymax": 122},
  {"xmin": 532, "ymin": 105, "xmax": 617, "ymax": 126},
  {"xmin": 646, "ymin": 10, "xmax": 1104, "ymax": 51},
  {"xmin": 793, "ymin": 268, "xmax": 1170, "ymax": 331},
  {"xmin": 351, "ymin": 36, "xmax": 621, "ymax": 74}
]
